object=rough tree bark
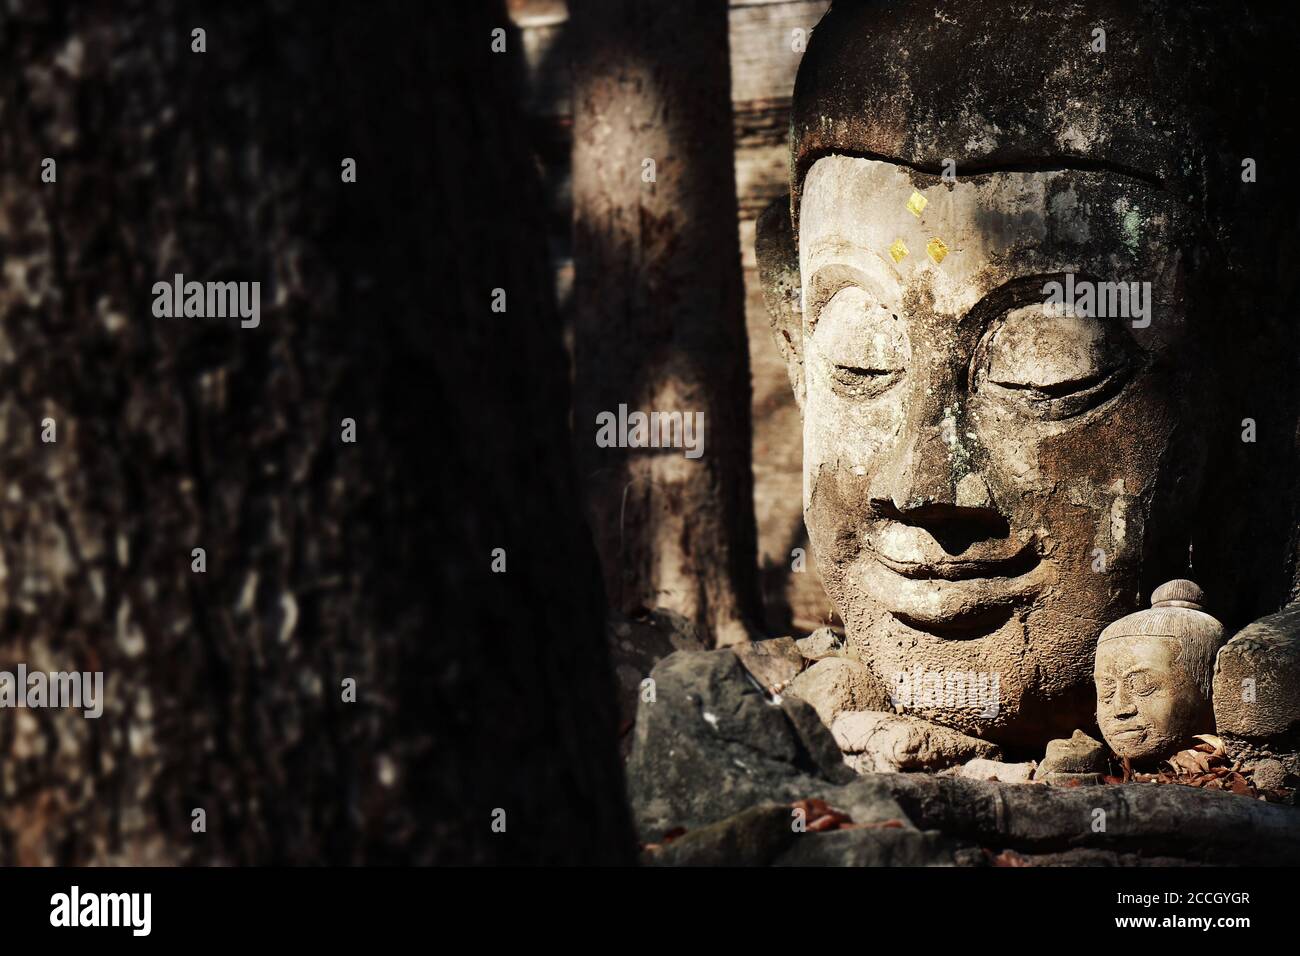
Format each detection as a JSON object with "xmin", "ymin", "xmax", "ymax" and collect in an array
[
  {"xmin": 0, "ymin": 0, "xmax": 632, "ymax": 865},
  {"xmin": 570, "ymin": 0, "xmax": 762, "ymax": 648}
]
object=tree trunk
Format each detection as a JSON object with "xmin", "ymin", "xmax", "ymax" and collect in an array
[
  {"xmin": 570, "ymin": 0, "xmax": 762, "ymax": 648},
  {"xmin": 881, "ymin": 773, "xmax": 1300, "ymax": 866},
  {"xmin": 0, "ymin": 0, "xmax": 632, "ymax": 865}
]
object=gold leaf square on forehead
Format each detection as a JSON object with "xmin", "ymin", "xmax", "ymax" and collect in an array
[
  {"xmin": 888, "ymin": 238, "xmax": 909, "ymax": 263},
  {"xmin": 905, "ymin": 190, "xmax": 928, "ymax": 217},
  {"xmin": 926, "ymin": 237, "xmax": 948, "ymax": 264}
]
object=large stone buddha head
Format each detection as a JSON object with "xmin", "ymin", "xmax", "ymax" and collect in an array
[{"xmin": 757, "ymin": 0, "xmax": 1298, "ymax": 749}]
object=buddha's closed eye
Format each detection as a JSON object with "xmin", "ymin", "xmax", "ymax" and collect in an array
[
  {"xmin": 812, "ymin": 284, "xmax": 908, "ymax": 399},
  {"xmin": 973, "ymin": 303, "xmax": 1135, "ymax": 420},
  {"xmin": 1126, "ymin": 673, "xmax": 1162, "ymax": 697}
]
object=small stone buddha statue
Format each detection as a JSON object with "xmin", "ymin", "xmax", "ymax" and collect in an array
[{"xmin": 1094, "ymin": 580, "xmax": 1225, "ymax": 764}]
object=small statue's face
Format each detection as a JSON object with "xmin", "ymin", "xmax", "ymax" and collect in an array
[
  {"xmin": 1095, "ymin": 635, "xmax": 1202, "ymax": 762},
  {"xmin": 795, "ymin": 156, "xmax": 1203, "ymax": 746}
]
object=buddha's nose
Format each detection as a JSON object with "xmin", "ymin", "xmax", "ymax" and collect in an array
[
  {"xmin": 867, "ymin": 373, "xmax": 1006, "ymax": 552},
  {"xmin": 1111, "ymin": 685, "xmax": 1138, "ymax": 718},
  {"xmin": 871, "ymin": 415, "xmax": 960, "ymax": 514}
]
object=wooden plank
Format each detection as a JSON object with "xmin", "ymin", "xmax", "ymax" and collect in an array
[{"xmin": 728, "ymin": 1, "xmax": 829, "ymax": 105}]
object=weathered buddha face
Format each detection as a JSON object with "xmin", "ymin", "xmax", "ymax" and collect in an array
[
  {"xmin": 794, "ymin": 156, "xmax": 1204, "ymax": 746},
  {"xmin": 1094, "ymin": 635, "xmax": 1206, "ymax": 763}
]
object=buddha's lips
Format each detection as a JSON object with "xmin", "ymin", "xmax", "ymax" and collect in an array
[
  {"xmin": 1108, "ymin": 726, "xmax": 1147, "ymax": 740},
  {"xmin": 855, "ymin": 540, "xmax": 1050, "ymax": 629},
  {"xmin": 865, "ymin": 544, "xmax": 1040, "ymax": 581},
  {"xmin": 862, "ymin": 523, "xmax": 1042, "ymax": 580}
]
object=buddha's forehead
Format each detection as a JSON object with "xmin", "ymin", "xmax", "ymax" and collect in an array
[
  {"xmin": 799, "ymin": 155, "xmax": 1186, "ymax": 321},
  {"xmin": 1096, "ymin": 634, "xmax": 1179, "ymax": 673}
]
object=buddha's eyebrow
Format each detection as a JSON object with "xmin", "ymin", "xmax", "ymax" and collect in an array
[
  {"xmin": 800, "ymin": 148, "xmax": 1167, "ymax": 192},
  {"xmin": 802, "ymin": 240, "xmax": 887, "ymax": 293},
  {"xmin": 957, "ymin": 273, "xmax": 1076, "ymax": 334},
  {"xmin": 803, "ymin": 261, "xmax": 893, "ymax": 333},
  {"xmin": 804, "ymin": 235, "xmax": 868, "ymax": 266}
]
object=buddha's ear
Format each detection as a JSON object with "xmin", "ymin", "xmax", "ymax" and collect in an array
[{"xmin": 756, "ymin": 193, "xmax": 805, "ymax": 411}]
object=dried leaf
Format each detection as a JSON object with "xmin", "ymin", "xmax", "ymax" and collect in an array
[
  {"xmin": 1194, "ymin": 734, "xmax": 1225, "ymax": 757},
  {"xmin": 989, "ymin": 849, "xmax": 1030, "ymax": 867},
  {"xmin": 1168, "ymin": 749, "xmax": 1212, "ymax": 775},
  {"xmin": 793, "ymin": 798, "xmax": 854, "ymax": 831}
]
